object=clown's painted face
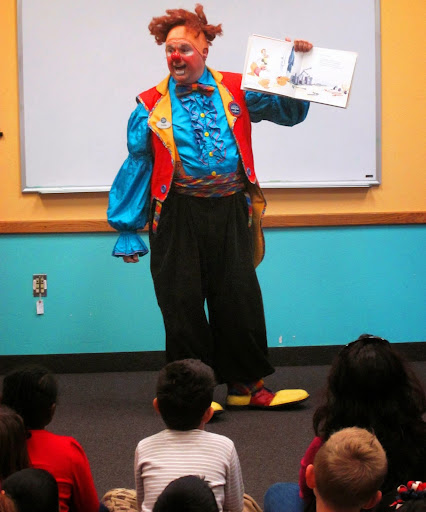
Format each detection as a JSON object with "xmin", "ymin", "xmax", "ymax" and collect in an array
[{"xmin": 165, "ymin": 39, "xmax": 206, "ymax": 84}]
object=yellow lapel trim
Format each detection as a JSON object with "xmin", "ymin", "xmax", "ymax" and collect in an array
[
  {"xmin": 148, "ymin": 75, "xmax": 177, "ymax": 163},
  {"xmin": 156, "ymin": 75, "xmax": 170, "ymax": 96}
]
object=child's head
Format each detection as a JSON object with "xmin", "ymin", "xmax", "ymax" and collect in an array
[
  {"xmin": 0, "ymin": 405, "xmax": 29, "ymax": 481},
  {"xmin": 155, "ymin": 359, "xmax": 215, "ymax": 430},
  {"xmin": 327, "ymin": 334, "xmax": 415, "ymax": 399},
  {"xmin": 1, "ymin": 365, "xmax": 57, "ymax": 430},
  {"xmin": 153, "ymin": 475, "xmax": 219, "ymax": 512},
  {"xmin": 313, "ymin": 334, "xmax": 426, "ymax": 439},
  {"xmin": 307, "ymin": 427, "xmax": 387, "ymax": 511},
  {"xmin": 2, "ymin": 468, "xmax": 59, "ymax": 512}
]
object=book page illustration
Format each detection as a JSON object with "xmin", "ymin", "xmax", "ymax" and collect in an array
[
  {"xmin": 243, "ymin": 36, "xmax": 302, "ymax": 96},
  {"xmin": 291, "ymin": 48, "xmax": 357, "ymax": 107},
  {"xmin": 242, "ymin": 35, "xmax": 357, "ymax": 108}
]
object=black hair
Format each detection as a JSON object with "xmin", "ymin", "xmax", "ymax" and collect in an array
[
  {"xmin": 2, "ymin": 468, "xmax": 59, "ymax": 512},
  {"xmin": 153, "ymin": 475, "xmax": 219, "ymax": 512},
  {"xmin": 313, "ymin": 334, "xmax": 426, "ymax": 494},
  {"xmin": 0, "ymin": 406, "xmax": 29, "ymax": 481},
  {"xmin": 387, "ymin": 482, "xmax": 426, "ymax": 512},
  {"xmin": 156, "ymin": 359, "xmax": 215, "ymax": 430},
  {"xmin": 398, "ymin": 503, "xmax": 426, "ymax": 512},
  {"xmin": 1, "ymin": 365, "xmax": 57, "ymax": 430}
]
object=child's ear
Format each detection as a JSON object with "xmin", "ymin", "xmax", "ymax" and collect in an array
[
  {"xmin": 153, "ymin": 398, "xmax": 160, "ymax": 414},
  {"xmin": 362, "ymin": 490, "xmax": 382, "ymax": 510},
  {"xmin": 306, "ymin": 464, "xmax": 316, "ymax": 490},
  {"xmin": 202, "ymin": 406, "xmax": 214, "ymax": 424}
]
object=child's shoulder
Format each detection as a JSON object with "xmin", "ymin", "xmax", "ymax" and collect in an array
[
  {"xmin": 28, "ymin": 429, "xmax": 88, "ymax": 460},
  {"xmin": 29, "ymin": 429, "xmax": 79, "ymax": 446},
  {"xmin": 136, "ymin": 429, "xmax": 236, "ymax": 451},
  {"xmin": 200, "ymin": 429, "xmax": 234, "ymax": 443},
  {"xmin": 193, "ymin": 429, "xmax": 237, "ymax": 454},
  {"xmin": 136, "ymin": 429, "xmax": 168, "ymax": 447}
]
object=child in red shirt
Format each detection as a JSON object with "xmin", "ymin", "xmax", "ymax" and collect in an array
[{"xmin": 1, "ymin": 365, "xmax": 104, "ymax": 512}]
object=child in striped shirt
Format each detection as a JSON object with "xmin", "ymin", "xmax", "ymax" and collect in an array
[{"xmin": 134, "ymin": 359, "xmax": 258, "ymax": 512}]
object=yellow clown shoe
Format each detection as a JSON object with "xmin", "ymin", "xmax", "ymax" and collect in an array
[
  {"xmin": 211, "ymin": 401, "xmax": 224, "ymax": 415},
  {"xmin": 226, "ymin": 387, "xmax": 309, "ymax": 409}
]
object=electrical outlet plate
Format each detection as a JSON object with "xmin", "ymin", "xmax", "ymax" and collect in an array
[{"xmin": 33, "ymin": 274, "xmax": 47, "ymax": 297}]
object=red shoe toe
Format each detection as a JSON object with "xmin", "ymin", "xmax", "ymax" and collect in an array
[{"xmin": 249, "ymin": 387, "xmax": 275, "ymax": 407}]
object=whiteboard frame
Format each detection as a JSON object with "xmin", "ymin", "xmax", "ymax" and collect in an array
[{"xmin": 18, "ymin": 0, "xmax": 382, "ymax": 193}]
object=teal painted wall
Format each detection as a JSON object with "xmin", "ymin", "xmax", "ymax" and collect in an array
[{"xmin": 1, "ymin": 225, "xmax": 425, "ymax": 356}]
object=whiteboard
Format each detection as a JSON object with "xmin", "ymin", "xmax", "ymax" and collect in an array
[{"xmin": 18, "ymin": 0, "xmax": 381, "ymax": 193}]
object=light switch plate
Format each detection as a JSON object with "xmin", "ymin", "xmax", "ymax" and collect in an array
[{"xmin": 33, "ymin": 274, "xmax": 47, "ymax": 297}]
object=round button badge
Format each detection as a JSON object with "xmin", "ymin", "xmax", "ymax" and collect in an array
[{"xmin": 228, "ymin": 101, "xmax": 241, "ymax": 117}]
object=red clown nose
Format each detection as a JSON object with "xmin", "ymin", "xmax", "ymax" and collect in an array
[{"xmin": 170, "ymin": 51, "xmax": 181, "ymax": 62}]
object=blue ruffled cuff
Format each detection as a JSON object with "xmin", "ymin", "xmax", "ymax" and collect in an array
[{"xmin": 112, "ymin": 231, "xmax": 149, "ymax": 257}]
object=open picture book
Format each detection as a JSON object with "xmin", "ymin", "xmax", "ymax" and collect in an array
[{"xmin": 241, "ymin": 34, "xmax": 358, "ymax": 108}]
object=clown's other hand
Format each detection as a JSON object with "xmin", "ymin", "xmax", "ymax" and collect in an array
[
  {"xmin": 285, "ymin": 38, "xmax": 313, "ymax": 53},
  {"xmin": 123, "ymin": 254, "xmax": 139, "ymax": 263}
]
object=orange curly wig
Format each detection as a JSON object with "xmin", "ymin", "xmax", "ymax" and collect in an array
[{"xmin": 148, "ymin": 4, "xmax": 223, "ymax": 46}]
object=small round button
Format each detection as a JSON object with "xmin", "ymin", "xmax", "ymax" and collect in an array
[
  {"xmin": 204, "ymin": 132, "xmax": 209, "ymax": 137},
  {"xmin": 209, "ymin": 151, "xmax": 213, "ymax": 157},
  {"xmin": 200, "ymin": 113, "xmax": 205, "ymax": 118},
  {"xmin": 160, "ymin": 184, "xmax": 167, "ymax": 193},
  {"xmin": 211, "ymin": 171, "xmax": 217, "ymax": 177},
  {"xmin": 247, "ymin": 168, "xmax": 251, "ymax": 176}
]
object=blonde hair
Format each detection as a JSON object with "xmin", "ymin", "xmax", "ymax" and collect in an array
[{"xmin": 314, "ymin": 427, "xmax": 387, "ymax": 509}]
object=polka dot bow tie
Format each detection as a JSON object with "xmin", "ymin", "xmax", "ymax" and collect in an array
[{"xmin": 175, "ymin": 83, "xmax": 215, "ymax": 98}]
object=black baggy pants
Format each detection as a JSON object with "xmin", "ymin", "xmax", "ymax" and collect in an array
[{"xmin": 149, "ymin": 191, "xmax": 274, "ymax": 383}]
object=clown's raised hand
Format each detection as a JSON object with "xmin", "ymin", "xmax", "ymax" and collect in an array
[{"xmin": 285, "ymin": 37, "xmax": 313, "ymax": 52}]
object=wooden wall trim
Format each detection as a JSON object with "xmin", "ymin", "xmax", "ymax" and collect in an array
[{"xmin": 0, "ymin": 212, "xmax": 425, "ymax": 234}]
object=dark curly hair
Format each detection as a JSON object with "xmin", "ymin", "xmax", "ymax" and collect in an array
[
  {"xmin": 148, "ymin": 4, "xmax": 222, "ymax": 46},
  {"xmin": 313, "ymin": 334, "xmax": 426, "ymax": 494}
]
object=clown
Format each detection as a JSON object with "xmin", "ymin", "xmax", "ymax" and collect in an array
[{"xmin": 108, "ymin": 5, "xmax": 313, "ymax": 412}]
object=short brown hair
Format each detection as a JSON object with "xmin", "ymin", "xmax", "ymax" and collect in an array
[
  {"xmin": 314, "ymin": 427, "xmax": 387, "ymax": 509},
  {"xmin": 148, "ymin": 4, "xmax": 222, "ymax": 46}
]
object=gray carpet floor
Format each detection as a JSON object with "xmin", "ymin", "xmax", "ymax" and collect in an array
[{"xmin": 43, "ymin": 361, "xmax": 425, "ymax": 508}]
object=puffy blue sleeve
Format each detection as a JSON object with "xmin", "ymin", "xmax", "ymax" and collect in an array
[
  {"xmin": 107, "ymin": 103, "xmax": 153, "ymax": 257},
  {"xmin": 245, "ymin": 90, "xmax": 309, "ymax": 126}
]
